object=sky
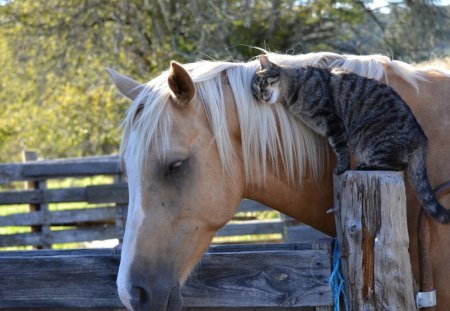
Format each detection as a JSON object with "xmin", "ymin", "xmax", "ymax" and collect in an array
[{"xmin": 369, "ymin": 0, "xmax": 450, "ymax": 14}]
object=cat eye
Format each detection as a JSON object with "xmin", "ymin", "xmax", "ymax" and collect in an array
[{"xmin": 267, "ymin": 76, "xmax": 280, "ymax": 84}]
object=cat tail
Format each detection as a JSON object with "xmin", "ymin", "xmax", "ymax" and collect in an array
[{"xmin": 407, "ymin": 144, "xmax": 450, "ymax": 224}]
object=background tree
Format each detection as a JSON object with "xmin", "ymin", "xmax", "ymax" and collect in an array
[{"xmin": 0, "ymin": 0, "xmax": 448, "ymax": 162}]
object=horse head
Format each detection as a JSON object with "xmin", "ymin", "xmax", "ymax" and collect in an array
[{"xmin": 108, "ymin": 62, "xmax": 244, "ymax": 310}]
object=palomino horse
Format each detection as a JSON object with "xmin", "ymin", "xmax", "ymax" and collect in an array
[{"xmin": 108, "ymin": 52, "xmax": 450, "ymax": 311}]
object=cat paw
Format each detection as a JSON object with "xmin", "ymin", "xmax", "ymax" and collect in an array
[{"xmin": 333, "ymin": 165, "xmax": 348, "ymax": 175}]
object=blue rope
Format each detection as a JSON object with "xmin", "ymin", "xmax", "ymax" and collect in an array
[{"xmin": 328, "ymin": 239, "xmax": 349, "ymax": 311}]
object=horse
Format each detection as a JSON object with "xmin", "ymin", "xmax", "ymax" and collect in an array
[{"xmin": 107, "ymin": 52, "xmax": 450, "ymax": 311}]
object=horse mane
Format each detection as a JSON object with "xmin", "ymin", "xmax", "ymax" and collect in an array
[{"xmin": 120, "ymin": 52, "xmax": 445, "ymax": 186}]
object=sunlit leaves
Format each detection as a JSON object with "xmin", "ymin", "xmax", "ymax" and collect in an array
[{"xmin": 0, "ymin": 0, "xmax": 447, "ymax": 161}]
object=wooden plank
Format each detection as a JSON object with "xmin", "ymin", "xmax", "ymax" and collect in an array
[
  {"xmin": 0, "ymin": 183, "xmax": 128, "ymax": 205},
  {"xmin": 0, "ymin": 164, "xmax": 22, "ymax": 185},
  {"xmin": 208, "ymin": 241, "xmax": 327, "ymax": 253},
  {"xmin": 23, "ymin": 155, "xmax": 118, "ymax": 164},
  {"xmin": 85, "ymin": 183, "xmax": 128, "ymax": 204},
  {"xmin": 0, "ymin": 206, "xmax": 120, "ymax": 226},
  {"xmin": 215, "ymin": 220, "xmax": 284, "ymax": 237},
  {"xmin": 183, "ymin": 250, "xmax": 332, "ymax": 307},
  {"xmin": 183, "ymin": 308, "xmax": 311, "ymax": 311},
  {"xmin": 0, "ymin": 239, "xmax": 333, "ymax": 257},
  {"xmin": 0, "ymin": 187, "xmax": 263, "ymax": 214},
  {"xmin": 0, "ymin": 225, "xmax": 118, "ymax": 247},
  {"xmin": 284, "ymin": 225, "xmax": 330, "ymax": 243},
  {"xmin": 0, "ymin": 247, "xmax": 333, "ymax": 308},
  {"xmin": 22, "ymin": 160, "xmax": 121, "ymax": 179},
  {"xmin": 39, "ymin": 308, "xmax": 312, "ymax": 311},
  {"xmin": 333, "ymin": 171, "xmax": 416, "ymax": 310},
  {"xmin": 0, "ymin": 155, "xmax": 120, "ymax": 184},
  {"xmin": 237, "ymin": 199, "xmax": 271, "ymax": 212},
  {"xmin": 0, "ymin": 251, "xmax": 121, "ymax": 308}
]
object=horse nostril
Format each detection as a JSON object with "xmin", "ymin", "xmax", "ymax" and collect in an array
[
  {"xmin": 130, "ymin": 286, "xmax": 150, "ymax": 310},
  {"xmin": 127, "ymin": 281, "xmax": 182, "ymax": 310}
]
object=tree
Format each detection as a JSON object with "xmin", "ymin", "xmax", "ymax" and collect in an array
[{"xmin": 0, "ymin": 0, "xmax": 447, "ymax": 161}]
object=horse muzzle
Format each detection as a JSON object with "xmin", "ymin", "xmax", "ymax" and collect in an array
[{"xmin": 128, "ymin": 280, "xmax": 182, "ymax": 311}]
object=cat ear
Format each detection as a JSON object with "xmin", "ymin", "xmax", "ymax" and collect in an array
[
  {"xmin": 259, "ymin": 55, "xmax": 274, "ymax": 70},
  {"xmin": 168, "ymin": 61, "xmax": 195, "ymax": 107}
]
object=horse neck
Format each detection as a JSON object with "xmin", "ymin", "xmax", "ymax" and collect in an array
[
  {"xmin": 242, "ymin": 148, "xmax": 337, "ymax": 236},
  {"xmin": 219, "ymin": 75, "xmax": 335, "ymax": 235}
]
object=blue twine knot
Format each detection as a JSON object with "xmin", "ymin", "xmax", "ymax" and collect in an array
[{"xmin": 328, "ymin": 239, "xmax": 349, "ymax": 311}]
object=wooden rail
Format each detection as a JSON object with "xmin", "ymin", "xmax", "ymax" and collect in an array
[
  {"xmin": 1, "ymin": 155, "xmax": 307, "ymax": 248},
  {"xmin": 0, "ymin": 155, "xmax": 120, "ymax": 183},
  {"xmin": 0, "ymin": 241, "xmax": 334, "ymax": 310}
]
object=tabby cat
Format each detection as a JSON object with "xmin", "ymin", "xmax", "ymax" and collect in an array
[{"xmin": 251, "ymin": 54, "xmax": 449, "ymax": 224}]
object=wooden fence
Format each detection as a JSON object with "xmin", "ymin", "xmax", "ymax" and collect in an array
[
  {"xmin": 0, "ymin": 153, "xmax": 328, "ymax": 249},
  {"xmin": 0, "ymin": 240, "xmax": 334, "ymax": 310},
  {"xmin": 0, "ymin": 169, "xmax": 419, "ymax": 310}
]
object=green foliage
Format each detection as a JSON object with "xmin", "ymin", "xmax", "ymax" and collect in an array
[{"xmin": 0, "ymin": 0, "xmax": 448, "ymax": 161}]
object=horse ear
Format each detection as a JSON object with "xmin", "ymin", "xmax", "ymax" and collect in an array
[
  {"xmin": 259, "ymin": 55, "xmax": 274, "ymax": 70},
  {"xmin": 106, "ymin": 68, "xmax": 144, "ymax": 101},
  {"xmin": 168, "ymin": 61, "xmax": 195, "ymax": 107}
]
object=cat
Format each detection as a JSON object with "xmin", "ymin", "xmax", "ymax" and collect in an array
[{"xmin": 251, "ymin": 54, "xmax": 449, "ymax": 224}]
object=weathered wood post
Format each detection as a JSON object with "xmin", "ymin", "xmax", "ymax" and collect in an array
[
  {"xmin": 333, "ymin": 171, "xmax": 416, "ymax": 310},
  {"xmin": 22, "ymin": 151, "xmax": 51, "ymax": 249}
]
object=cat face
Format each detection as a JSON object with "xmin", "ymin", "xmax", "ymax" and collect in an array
[{"xmin": 251, "ymin": 55, "xmax": 282, "ymax": 104}]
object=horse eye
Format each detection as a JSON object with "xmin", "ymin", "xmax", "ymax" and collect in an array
[{"xmin": 167, "ymin": 160, "xmax": 184, "ymax": 174}]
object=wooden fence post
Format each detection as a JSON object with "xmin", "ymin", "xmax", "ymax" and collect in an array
[
  {"xmin": 333, "ymin": 171, "xmax": 416, "ymax": 310},
  {"xmin": 22, "ymin": 151, "xmax": 51, "ymax": 249}
]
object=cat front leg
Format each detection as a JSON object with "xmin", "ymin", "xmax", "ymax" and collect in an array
[
  {"xmin": 332, "ymin": 146, "xmax": 350, "ymax": 175},
  {"xmin": 327, "ymin": 131, "xmax": 350, "ymax": 175}
]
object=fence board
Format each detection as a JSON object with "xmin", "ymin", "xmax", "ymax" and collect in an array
[
  {"xmin": 0, "ymin": 183, "xmax": 128, "ymax": 205},
  {"xmin": 0, "ymin": 241, "xmax": 329, "ymax": 257},
  {"xmin": 23, "ymin": 161, "xmax": 121, "ymax": 179},
  {"xmin": 0, "ymin": 206, "xmax": 119, "ymax": 226},
  {"xmin": 0, "ymin": 244, "xmax": 333, "ymax": 308},
  {"xmin": 1, "ymin": 187, "xmax": 268, "ymax": 214},
  {"xmin": 184, "ymin": 250, "xmax": 331, "ymax": 307},
  {"xmin": 0, "ymin": 217, "xmax": 282, "ymax": 247},
  {"xmin": 0, "ymin": 225, "xmax": 118, "ymax": 247},
  {"xmin": 215, "ymin": 220, "xmax": 284, "ymax": 237},
  {"xmin": 237, "ymin": 199, "xmax": 271, "ymax": 212},
  {"xmin": 0, "ymin": 155, "xmax": 120, "ymax": 184}
]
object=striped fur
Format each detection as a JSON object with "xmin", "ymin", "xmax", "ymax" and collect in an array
[{"xmin": 252, "ymin": 55, "xmax": 449, "ymax": 223}]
